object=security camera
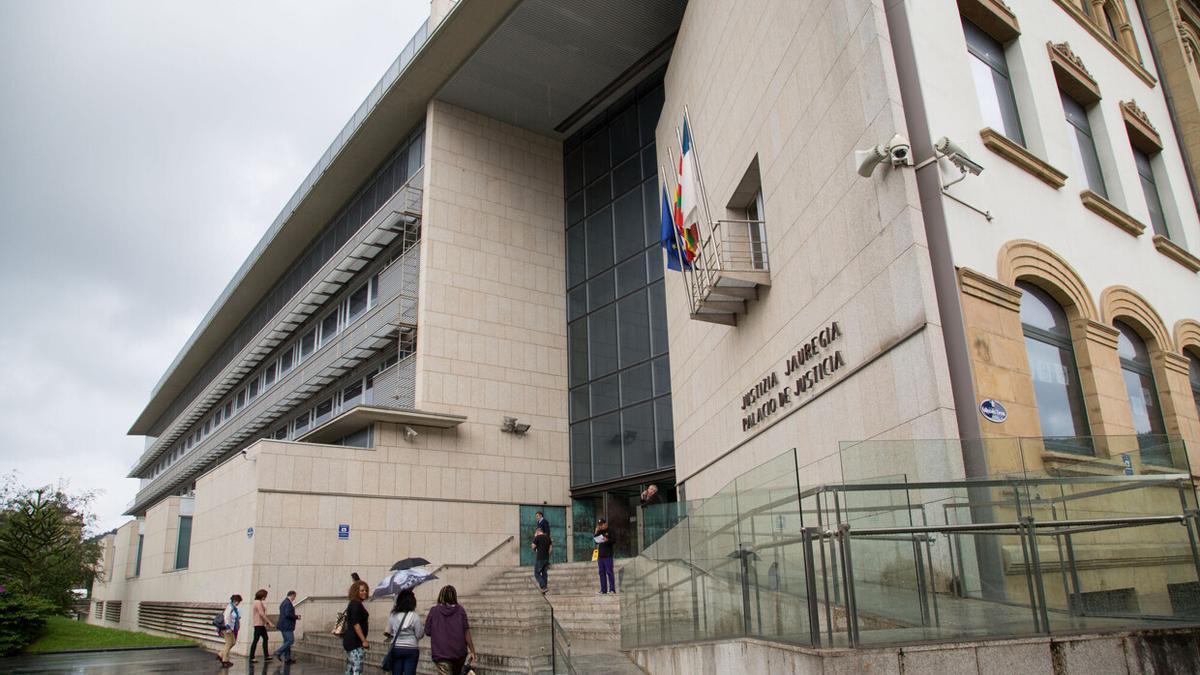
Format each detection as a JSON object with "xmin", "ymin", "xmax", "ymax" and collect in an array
[
  {"xmin": 887, "ymin": 134, "xmax": 912, "ymax": 167},
  {"xmin": 935, "ymin": 137, "xmax": 983, "ymax": 175},
  {"xmin": 403, "ymin": 426, "xmax": 419, "ymax": 442},
  {"xmin": 854, "ymin": 145, "xmax": 888, "ymax": 177}
]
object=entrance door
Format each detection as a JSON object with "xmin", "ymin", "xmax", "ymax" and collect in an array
[
  {"xmin": 571, "ymin": 496, "xmax": 601, "ymax": 562},
  {"xmin": 518, "ymin": 505, "xmax": 566, "ymax": 566}
]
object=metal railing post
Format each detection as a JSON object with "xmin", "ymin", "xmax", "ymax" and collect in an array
[
  {"xmin": 838, "ymin": 524, "xmax": 860, "ymax": 647},
  {"xmin": 1177, "ymin": 482, "xmax": 1200, "ymax": 581},
  {"xmin": 801, "ymin": 527, "xmax": 821, "ymax": 647},
  {"xmin": 1022, "ymin": 516, "xmax": 1051, "ymax": 634}
]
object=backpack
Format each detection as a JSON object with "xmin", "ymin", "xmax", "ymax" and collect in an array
[
  {"xmin": 332, "ymin": 603, "xmax": 349, "ymax": 636},
  {"xmin": 212, "ymin": 612, "xmax": 224, "ymax": 630}
]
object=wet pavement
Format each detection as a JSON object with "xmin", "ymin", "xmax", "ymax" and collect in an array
[{"xmin": 2, "ymin": 647, "xmax": 345, "ymax": 674}]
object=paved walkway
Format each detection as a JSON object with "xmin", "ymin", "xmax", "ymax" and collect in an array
[{"xmin": 3, "ymin": 647, "xmax": 344, "ymax": 675}]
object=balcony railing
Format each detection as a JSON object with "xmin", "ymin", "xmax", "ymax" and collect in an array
[
  {"xmin": 127, "ymin": 247, "xmax": 420, "ymax": 515},
  {"xmin": 131, "ymin": 178, "xmax": 422, "ymax": 477},
  {"xmin": 683, "ymin": 219, "xmax": 771, "ymax": 326},
  {"xmin": 622, "ymin": 436, "xmax": 1200, "ymax": 651}
]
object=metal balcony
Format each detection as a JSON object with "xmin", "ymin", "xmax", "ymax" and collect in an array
[
  {"xmin": 685, "ymin": 219, "xmax": 771, "ymax": 326},
  {"xmin": 130, "ymin": 177, "xmax": 422, "ymax": 477}
]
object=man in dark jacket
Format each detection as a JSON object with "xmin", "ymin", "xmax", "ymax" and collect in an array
[
  {"xmin": 274, "ymin": 591, "xmax": 300, "ymax": 663},
  {"xmin": 532, "ymin": 529, "xmax": 552, "ymax": 593},
  {"xmin": 425, "ymin": 585, "xmax": 476, "ymax": 675}
]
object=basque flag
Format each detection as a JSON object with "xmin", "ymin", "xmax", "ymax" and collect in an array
[{"xmin": 660, "ymin": 186, "xmax": 690, "ymax": 271}]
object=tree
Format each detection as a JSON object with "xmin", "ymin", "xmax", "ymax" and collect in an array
[{"xmin": 0, "ymin": 476, "xmax": 102, "ymax": 612}]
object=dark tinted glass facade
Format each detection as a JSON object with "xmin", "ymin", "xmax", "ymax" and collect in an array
[{"xmin": 564, "ymin": 76, "xmax": 673, "ymax": 488}]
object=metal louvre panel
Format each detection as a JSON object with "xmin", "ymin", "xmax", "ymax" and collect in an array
[
  {"xmin": 438, "ymin": 0, "xmax": 685, "ymax": 135},
  {"xmin": 130, "ymin": 183, "xmax": 422, "ymax": 475}
]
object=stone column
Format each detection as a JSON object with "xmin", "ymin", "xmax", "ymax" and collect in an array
[{"xmin": 1154, "ymin": 351, "xmax": 1200, "ymax": 471}]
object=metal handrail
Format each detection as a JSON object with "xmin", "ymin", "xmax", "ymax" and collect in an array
[{"xmin": 429, "ymin": 535, "xmax": 515, "ymax": 577}]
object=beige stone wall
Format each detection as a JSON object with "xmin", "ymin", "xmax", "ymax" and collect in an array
[
  {"xmin": 412, "ymin": 100, "xmax": 570, "ymax": 510},
  {"xmin": 663, "ymin": 0, "xmax": 960, "ymax": 497}
]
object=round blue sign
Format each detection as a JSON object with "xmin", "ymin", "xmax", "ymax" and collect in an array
[
  {"xmin": 246, "ymin": 527, "xmax": 254, "ymax": 539},
  {"xmin": 979, "ymin": 399, "xmax": 1008, "ymax": 423}
]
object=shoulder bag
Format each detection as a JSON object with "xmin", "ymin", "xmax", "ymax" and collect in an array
[
  {"xmin": 379, "ymin": 611, "xmax": 411, "ymax": 671},
  {"xmin": 332, "ymin": 602, "xmax": 350, "ymax": 636}
]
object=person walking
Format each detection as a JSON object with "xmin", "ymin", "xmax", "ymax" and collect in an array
[
  {"xmin": 217, "ymin": 594, "xmax": 242, "ymax": 668},
  {"xmin": 274, "ymin": 590, "xmax": 300, "ymax": 664},
  {"xmin": 425, "ymin": 585, "xmax": 476, "ymax": 675},
  {"xmin": 595, "ymin": 518, "xmax": 615, "ymax": 594},
  {"xmin": 534, "ymin": 510, "xmax": 550, "ymax": 536},
  {"xmin": 248, "ymin": 589, "xmax": 275, "ymax": 663},
  {"xmin": 342, "ymin": 580, "xmax": 371, "ymax": 675},
  {"xmin": 383, "ymin": 589, "xmax": 424, "ymax": 675},
  {"xmin": 532, "ymin": 528, "xmax": 552, "ymax": 594}
]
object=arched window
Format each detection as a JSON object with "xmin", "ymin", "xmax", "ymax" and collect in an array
[
  {"xmin": 1188, "ymin": 351, "xmax": 1200, "ymax": 424},
  {"xmin": 1018, "ymin": 282, "xmax": 1091, "ymax": 453},
  {"xmin": 1116, "ymin": 321, "xmax": 1168, "ymax": 462}
]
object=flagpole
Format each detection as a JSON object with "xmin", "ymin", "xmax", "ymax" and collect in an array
[
  {"xmin": 682, "ymin": 105, "xmax": 721, "ymax": 272},
  {"xmin": 662, "ymin": 153, "xmax": 697, "ymax": 315},
  {"xmin": 674, "ymin": 126, "xmax": 711, "ymax": 298}
]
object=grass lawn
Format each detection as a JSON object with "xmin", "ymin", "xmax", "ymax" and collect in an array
[{"xmin": 25, "ymin": 616, "xmax": 195, "ymax": 654}]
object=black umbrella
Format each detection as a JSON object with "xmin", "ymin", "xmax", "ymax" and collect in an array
[{"xmin": 390, "ymin": 557, "xmax": 431, "ymax": 571}]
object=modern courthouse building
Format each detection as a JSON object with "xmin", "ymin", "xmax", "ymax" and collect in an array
[{"xmin": 92, "ymin": 0, "xmax": 1200, "ymax": 669}]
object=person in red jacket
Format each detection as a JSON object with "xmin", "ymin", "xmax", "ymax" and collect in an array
[{"xmin": 424, "ymin": 585, "xmax": 476, "ymax": 675}]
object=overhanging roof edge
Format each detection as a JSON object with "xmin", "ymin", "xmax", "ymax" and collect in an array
[{"xmin": 127, "ymin": 0, "xmax": 523, "ymax": 437}]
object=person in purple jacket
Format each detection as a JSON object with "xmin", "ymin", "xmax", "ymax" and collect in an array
[{"xmin": 424, "ymin": 585, "xmax": 476, "ymax": 675}]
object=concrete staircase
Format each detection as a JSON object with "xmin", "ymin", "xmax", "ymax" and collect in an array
[{"xmin": 292, "ymin": 560, "xmax": 643, "ymax": 674}]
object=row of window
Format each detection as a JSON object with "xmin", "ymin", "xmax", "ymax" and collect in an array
[
  {"xmin": 155, "ymin": 125, "xmax": 425, "ymax": 432},
  {"xmin": 964, "ymin": 17, "xmax": 1174, "ymax": 238},
  {"xmin": 1019, "ymin": 280, "xmax": 1200, "ymax": 461},
  {"xmin": 146, "ymin": 275, "xmax": 383, "ymax": 479}
]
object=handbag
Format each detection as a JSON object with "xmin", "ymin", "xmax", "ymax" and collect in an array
[
  {"xmin": 332, "ymin": 602, "xmax": 350, "ymax": 636},
  {"xmin": 379, "ymin": 611, "xmax": 410, "ymax": 671},
  {"xmin": 591, "ymin": 548, "xmax": 599, "ymax": 562}
]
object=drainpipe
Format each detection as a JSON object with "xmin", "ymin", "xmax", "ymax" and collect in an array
[{"xmin": 882, "ymin": 0, "xmax": 1006, "ymax": 600}]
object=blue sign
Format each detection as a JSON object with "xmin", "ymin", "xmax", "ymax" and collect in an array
[
  {"xmin": 1122, "ymin": 453, "xmax": 1133, "ymax": 476},
  {"xmin": 338, "ymin": 524, "xmax": 350, "ymax": 540},
  {"xmin": 979, "ymin": 399, "xmax": 1008, "ymax": 423},
  {"xmin": 246, "ymin": 527, "xmax": 254, "ymax": 539}
]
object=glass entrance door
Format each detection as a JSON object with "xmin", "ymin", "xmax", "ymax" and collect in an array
[{"xmin": 518, "ymin": 505, "xmax": 566, "ymax": 566}]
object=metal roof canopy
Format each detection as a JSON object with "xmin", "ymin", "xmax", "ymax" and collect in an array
[
  {"xmin": 128, "ymin": 0, "xmax": 524, "ymax": 436},
  {"xmin": 438, "ymin": 0, "xmax": 685, "ymax": 138}
]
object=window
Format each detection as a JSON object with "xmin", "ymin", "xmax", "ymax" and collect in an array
[
  {"xmin": 319, "ymin": 311, "xmax": 339, "ymax": 347},
  {"xmin": 134, "ymin": 534, "xmax": 143, "ymax": 577},
  {"xmin": 293, "ymin": 411, "xmax": 311, "ymax": 436},
  {"xmin": 262, "ymin": 362, "xmax": 277, "ymax": 389},
  {"xmin": 273, "ymin": 426, "xmax": 288, "ymax": 440},
  {"xmin": 963, "ymin": 19, "xmax": 1025, "ymax": 145},
  {"xmin": 1061, "ymin": 93, "xmax": 1106, "ymax": 197},
  {"xmin": 314, "ymin": 398, "xmax": 334, "ymax": 424},
  {"xmin": 247, "ymin": 377, "xmax": 259, "ymax": 401},
  {"xmin": 174, "ymin": 516, "xmax": 192, "ymax": 569},
  {"xmin": 280, "ymin": 346, "xmax": 295, "ymax": 375},
  {"xmin": 1116, "ymin": 322, "xmax": 1169, "ymax": 463},
  {"xmin": 346, "ymin": 284, "xmax": 369, "ymax": 323},
  {"xmin": 1018, "ymin": 282, "xmax": 1092, "ymax": 454},
  {"xmin": 339, "ymin": 426, "xmax": 372, "ymax": 448},
  {"xmin": 213, "ymin": 408, "xmax": 222, "ymax": 426},
  {"xmin": 342, "ymin": 381, "xmax": 363, "ymax": 408},
  {"xmin": 1132, "ymin": 147, "xmax": 1169, "ymax": 237},
  {"xmin": 298, "ymin": 330, "xmax": 316, "ymax": 361},
  {"xmin": 746, "ymin": 189, "xmax": 767, "ymax": 270},
  {"xmin": 1189, "ymin": 352, "xmax": 1200, "ymax": 422},
  {"xmin": 235, "ymin": 389, "xmax": 246, "ymax": 410},
  {"xmin": 224, "ymin": 401, "xmax": 233, "ymax": 419}
]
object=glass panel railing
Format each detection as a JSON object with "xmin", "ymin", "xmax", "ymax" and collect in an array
[{"xmin": 620, "ymin": 436, "xmax": 1200, "ymax": 652}]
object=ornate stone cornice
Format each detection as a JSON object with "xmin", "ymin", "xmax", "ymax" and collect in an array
[
  {"xmin": 1121, "ymin": 99, "xmax": 1163, "ymax": 152},
  {"xmin": 1050, "ymin": 41, "xmax": 1094, "ymax": 81}
]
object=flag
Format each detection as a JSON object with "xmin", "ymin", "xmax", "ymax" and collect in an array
[
  {"xmin": 660, "ymin": 186, "xmax": 689, "ymax": 271},
  {"xmin": 673, "ymin": 119, "xmax": 701, "ymax": 263}
]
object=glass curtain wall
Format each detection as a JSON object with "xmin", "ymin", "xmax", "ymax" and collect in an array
[{"xmin": 564, "ymin": 76, "xmax": 674, "ymax": 489}]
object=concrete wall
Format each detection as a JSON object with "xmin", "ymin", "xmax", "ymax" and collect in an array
[{"xmin": 662, "ymin": 0, "xmax": 960, "ymax": 499}]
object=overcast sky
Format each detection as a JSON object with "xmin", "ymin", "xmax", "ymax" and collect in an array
[{"xmin": 0, "ymin": 0, "xmax": 429, "ymax": 532}]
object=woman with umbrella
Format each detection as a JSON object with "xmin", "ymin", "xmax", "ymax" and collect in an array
[{"xmin": 382, "ymin": 589, "xmax": 424, "ymax": 675}]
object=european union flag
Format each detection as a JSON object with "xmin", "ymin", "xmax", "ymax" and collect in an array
[{"xmin": 660, "ymin": 186, "xmax": 690, "ymax": 271}]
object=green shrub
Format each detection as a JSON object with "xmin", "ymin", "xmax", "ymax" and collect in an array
[{"xmin": 0, "ymin": 588, "xmax": 58, "ymax": 656}]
